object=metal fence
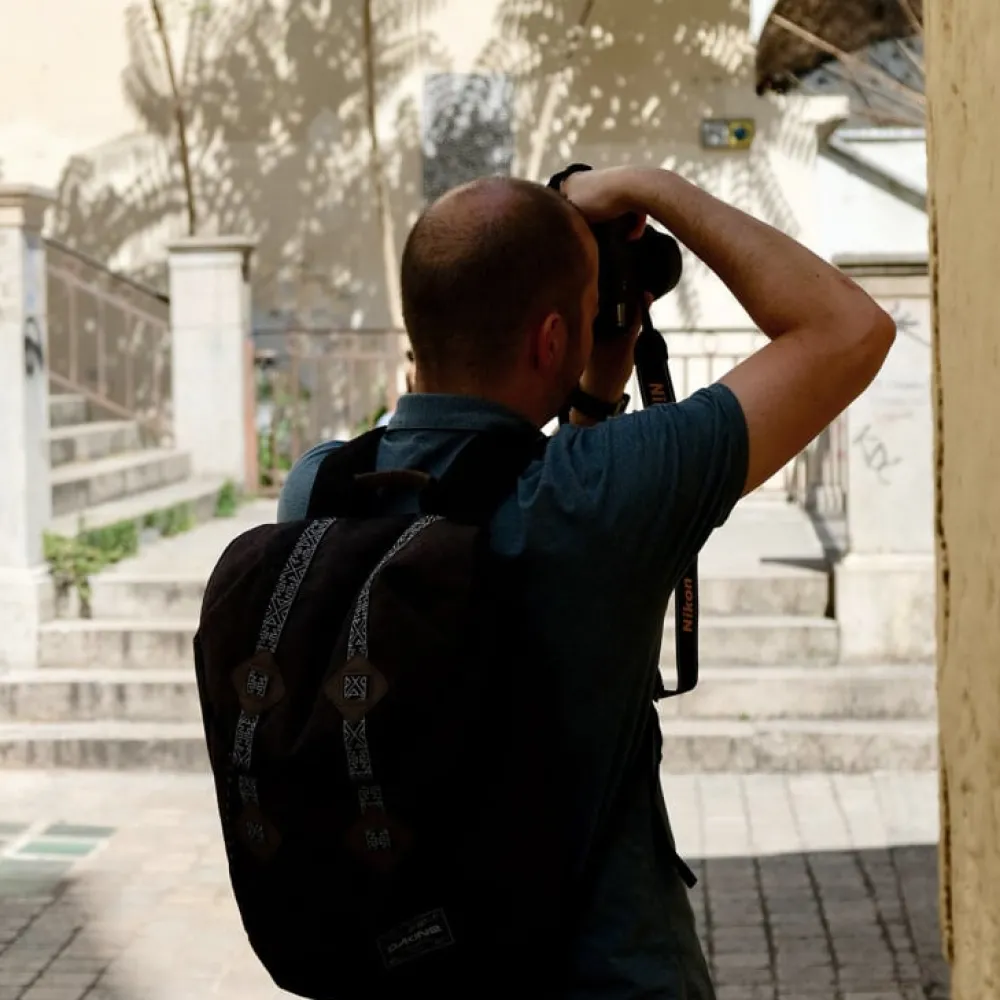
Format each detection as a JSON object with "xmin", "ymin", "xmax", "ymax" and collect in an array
[
  {"xmin": 639, "ymin": 327, "xmax": 848, "ymax": 512},
  {"xmin": 254, "ymin": 329, "xmax": 405, "ymax": 490},
  {"xmin": 45, "ymin": 239, "xmax": 172, "ymax": 442},
  {"xmin": 784, "ymin": 418, "xmax": 849, "ymax": 518},
  {"xmin": 251, "ymin": 324, "xmax": 848, "ymax": 515}
]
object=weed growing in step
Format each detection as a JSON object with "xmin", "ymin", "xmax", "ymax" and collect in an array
[
  {"xmin": 44, "ymin": 522, "xmax": 139, "ymax": 618},
  {"xmin": 214, "ymin": 480, "xmax": 240, "ymax": 518},
  {"xmin": 45, "ymin": 500, "xmax": 196, "ymax": 617},
  {"xmin": 142, "ymin": 502, "xmax": 194, "ymax": 537}
]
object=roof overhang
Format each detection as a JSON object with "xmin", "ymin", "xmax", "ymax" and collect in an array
[{"xmin": 753, "ymin": 0, "xmax": 923, "ymax": 94}]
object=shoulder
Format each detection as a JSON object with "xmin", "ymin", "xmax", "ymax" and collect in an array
[
  {"xmin": 544, "ymin": 382, "xmax": 746, "ymax": 481},
  {"xmin": 512, "ymin": 382, "xmax": 748, "ymax": 555},
  {"xmin": 277, "ymin": 439, "xmax": 344, "ymax": 522}
]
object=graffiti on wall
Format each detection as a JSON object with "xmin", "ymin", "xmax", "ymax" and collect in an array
[{"xmin": 852, "ymin": 423, "xmax": 902, "ymax": 485}]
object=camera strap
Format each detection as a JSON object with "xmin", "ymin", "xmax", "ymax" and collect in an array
[{"xmin": 634, "ymin": 307, "xmax": 699, "ymax": 698}]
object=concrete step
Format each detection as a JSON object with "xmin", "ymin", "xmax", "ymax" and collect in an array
[
  {"xmin": 657, "ymin": 719, "xmax": 938, "ymax": 773},
  {"xmin": 39, "ymin": 620, "xmax": 197, "ymax": 670},
  {"xmin": 48, "ymin": 420, "xmax": 142, "ymax": 467},
  {"xmin": 657, "ymin": 665, "xmax": 937, "ymax": 720},
  {"xmin": 662, "ymin": 615, "xmax": 839, "ymax": 667},
  {"xmin": 48, "ymin": 394, "xmax": 88, "ymax": 429},
  {"xmin": 0, "ymin": 665, "xmax": 935, "ymax": 725},
  {"xmin": 89, "ymin": 575, "xmax": 208, "ymax": 620},
  {"xmin": 0, "ymin": 718, "xmax": 937, "ymax": 772},
  {"xmin": 49, "ymin": 449, "xmax": 192, "ymax": 519},
  {"xmin": 0, "ymin": 722, "xmax": 208, "ymax": 770},
  {"xmin": 694, "ymin": 570, "xmax": 827, "ymax": 617},
  {"xmin": 0, "ymin": 670, "xmax": 196, "ymax": 723},
  {"xmin": 39, "ymin": 616, "xmax": 838, "ymax": 670},
  {"xmin": 86, "ymin": 569, "xmax": 828, "ymax": 621},
  {"xmin": 48, "ymin": 476, "xmax": 227, "ymax": 540}
]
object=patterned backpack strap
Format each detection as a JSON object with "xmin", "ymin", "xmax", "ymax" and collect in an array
[
  {"xmin": 227, "ymin": 517, "xmax": 335, "ymax": 859},
  {"xmin": 325, "ymin": 514, "xmax": 441, "ymax": 872}
]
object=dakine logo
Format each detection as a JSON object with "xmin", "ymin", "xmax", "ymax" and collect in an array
[
  {"xmin": 377, "ymin": 909, "xmax": 455, "ymax": 969},
  {"xmin": 387, "ymin": 925, "xmax": 442, "ymax": 954}
]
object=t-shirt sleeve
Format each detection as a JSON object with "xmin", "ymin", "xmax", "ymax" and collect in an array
[
  {"xmin": 276, "ymin": 440, "xmax": 344, "ymax": 522},
  {"xmin": 545, "ymin": 382, "xmax": 749, "ymax": 595}
]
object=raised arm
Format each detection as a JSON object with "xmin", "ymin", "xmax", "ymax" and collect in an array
[{"xmin": 562, "ymin": 166, "xmax": 896, "ymax": 496}]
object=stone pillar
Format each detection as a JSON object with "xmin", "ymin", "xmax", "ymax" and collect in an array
[
  {"xmin": 168, "ymin": 236, "xmax": 257, "ymax": 489},
  {"xmin": 834, "ymin": 254, "xmax": 933, "ymax": 662},
  {"xmin": 0, "ymin": 185, "xmax": 55, "ymax": 668}
]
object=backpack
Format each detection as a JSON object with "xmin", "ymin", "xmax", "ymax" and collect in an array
[{"xmin": 193, "ymin": 427, "xmax": 577, "ymax": 999}]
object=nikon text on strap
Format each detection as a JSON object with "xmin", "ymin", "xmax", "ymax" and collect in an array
[{"xmin": 634, "ymin": 306, "xmax": 699, "ymax": 697}]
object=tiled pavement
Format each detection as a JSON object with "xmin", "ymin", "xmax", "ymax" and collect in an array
[{"xmin": 0, "ymin": 771, "xmax": 947, "ymax": 999}]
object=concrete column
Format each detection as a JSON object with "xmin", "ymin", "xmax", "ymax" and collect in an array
[
  {"xmin": 168, "ymin": 236, "xmax": 257, "ymax": 489},
  {"xmin": 0, "ymin": 185, "xmax": 55, "ymax": 667},
  {"xmin": 834, "ymin": 254, "xmax": 933, "ymax": 662}
]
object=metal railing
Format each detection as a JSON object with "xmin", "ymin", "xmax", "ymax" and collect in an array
[
  {"xmin": 251, "ymin": 324, "xmax": 849, "ymax": 516},
  {"xmin": 644, "ymin": 327, "xmax": 848, "ymax": 512},
  {"xmin": 45, "ymin": 239, "xmax": 172, "ymax": 442},
  {"xmin": 784, "ymin": 418, "xmax": 849, "ymax": 518},
  {"xmin": 254, "ymin": 328, "xmax": 405, "ymax": 490}
]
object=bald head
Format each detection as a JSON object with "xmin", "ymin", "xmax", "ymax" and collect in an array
[{"xmin": 401, "ymin": 176, "xmax": 595, "ymax": 381}]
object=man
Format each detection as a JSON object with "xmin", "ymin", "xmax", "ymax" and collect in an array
[{"xmin": 278, "ymin": 167, "xmax": 895, "ymax": 997}]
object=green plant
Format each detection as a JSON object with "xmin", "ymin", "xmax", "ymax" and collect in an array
[
  {"xmin": 44, "ymin": 522, "xmax": 139, "ymax": 618},
  {"xmin": 45, "ymin": 498, "xmax": 208, "ymax": 617},
  {"xmin": 215, "ymin": 480, "xmax": 239, "ymax": 517},
  {"xmin": 140, "ymin": 501, "xmax": 193, "ymax": 538},
  {"xmin": 78, "ymin": 520, "xmax": 140, "ymax": 558}
]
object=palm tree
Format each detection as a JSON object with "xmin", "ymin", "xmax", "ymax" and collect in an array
[
  {"xmin": 148, "ymin": 0, "xmax": 198, "ymax": 234},
  {"xmin": 54, "ymin": 0, "xmax": 445, "ymax": 331}
]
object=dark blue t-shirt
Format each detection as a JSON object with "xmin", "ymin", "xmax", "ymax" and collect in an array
[{"xmin": 278, "ymin": 384, "xmax": 749, "ymax": 999}]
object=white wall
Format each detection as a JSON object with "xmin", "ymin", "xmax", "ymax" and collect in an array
[
  {"xmin": 0, "ymin": 0, "xmax": 838, "ymax": 329},
  {"xmin": 817, "ymin": 130, "xmax": 929, "ymax": 260},
  {"xmin": 0, "ymin": 0, "xmax": 927, "ymax": 338},
  {"xmin": 0, "ymin": 0, "xmax": 136, "ymax": 188}
]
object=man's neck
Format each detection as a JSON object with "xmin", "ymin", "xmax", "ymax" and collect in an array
[{"xmin": 412, "ymin": 374, "xmax": 548, "ymax": 428}]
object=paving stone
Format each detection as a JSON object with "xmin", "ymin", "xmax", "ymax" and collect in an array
[{"xmin": 0, "ymin": 771, "xmax": 950, "ymax": 998}]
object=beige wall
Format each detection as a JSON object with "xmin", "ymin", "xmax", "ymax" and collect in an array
[
  {"xmin": 927, "ymin": 0, "xmax": 1000, "ymax": 996},
  {"xmin": 0, "ymin": 0, "xmax": 835, "ymax": 331}
]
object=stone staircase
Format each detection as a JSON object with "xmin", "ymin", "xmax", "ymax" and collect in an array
[
  {"xmin": 0, "ymin": 393, "xmax": 229, "ymax": 766},
  {"xmin": 656, "ymin": 502, "xmax": 937, "ymax": 771},
  {"xmin": 46, "ymin": 394, "xmax": 227, "ymax": 539},
  {"xmin": 0, "ymin": 439, "xmax": 937, "ymax": 770}
]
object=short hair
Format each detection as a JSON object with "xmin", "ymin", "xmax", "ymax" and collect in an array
[{"xmin": 400, "ymin": 177, "xmax": 593, "ymax": 379}]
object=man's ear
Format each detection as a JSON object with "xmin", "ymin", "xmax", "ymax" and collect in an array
[{"xmin": 530, "ymin": 311, "xmax": 568, "ymax": 374}]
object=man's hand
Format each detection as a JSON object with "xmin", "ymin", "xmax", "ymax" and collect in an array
[
  {"xmin": 559, "ymin": 167, "xmax": 644, "ymax": 229},
  {"xmin": 559, "ymin": 168, "xmax": 649, "ymax": 424}
]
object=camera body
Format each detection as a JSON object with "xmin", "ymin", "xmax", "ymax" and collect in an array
[
  {"xmin": 548, "ymin": 163, "xmax": 683, "ymax": 341},
  {"xmin": 591, "ymin": 214, "xmax": 683, "ymax": 340}
]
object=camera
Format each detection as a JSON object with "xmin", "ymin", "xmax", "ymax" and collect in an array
[
  {"xmin": 591, "ymin": 214, "xmax": 683, "ymax": 341},
  {"xmin": 547, "ymin": 163, "xmax": 683, "ymax": 341}
]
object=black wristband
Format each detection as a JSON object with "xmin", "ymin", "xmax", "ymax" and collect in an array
[
  {"xmin": 547, "ymin": 163, "xmax": 594, "ymax": 193},
  {"xmin": 568, "ymin": 385, "xmax": 630, "ymax": 421}
]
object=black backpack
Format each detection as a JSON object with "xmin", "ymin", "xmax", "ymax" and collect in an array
[{"xmin": 194, "ymin": 427, "xmax": 581, "ymax": 998}]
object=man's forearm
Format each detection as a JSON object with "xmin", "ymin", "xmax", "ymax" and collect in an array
[{"xmin": 621, "ymin": 167, "xmax": 879, "ymax": 342}]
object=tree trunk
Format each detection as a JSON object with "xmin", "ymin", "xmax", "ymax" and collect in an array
[
  {"xmin": 150, "ymin": 0, "xmax": 197, "ymax": 235},
  {"xmin": 522, "ymin": 0, "xmax": 596, "ymax": 181},
  {"xmin": 362, "ymin": 0, "xmax": 404, "ymax": 332}
]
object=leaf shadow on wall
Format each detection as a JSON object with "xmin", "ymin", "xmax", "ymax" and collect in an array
[
  {"xmin": 47, "ymin": 0, "xmax": 818, "ymax": 345},
  {"xmin": 485, "ymin": 0, "xmax": 815, "ymax": 326},
  {"xmin": 48, "ymin": 0, "xmax": 451, "ymax": 336}
]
